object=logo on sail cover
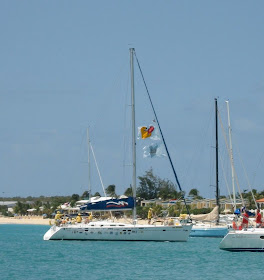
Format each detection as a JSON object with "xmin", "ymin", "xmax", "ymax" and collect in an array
[{"xmin": 106, "ymin": 201, "xmax": 129, "ymax": 208}]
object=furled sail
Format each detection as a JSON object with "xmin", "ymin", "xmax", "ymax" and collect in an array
[{"xmin": 190, "ymin": 206, "xmax": 219, "ymax": 222}]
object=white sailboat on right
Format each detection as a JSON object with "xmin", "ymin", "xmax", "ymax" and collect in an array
[
  {"xmin": 219, "ymin": 101, "xmax": 264, "ymax": 251},
  {"xmin": 219, "ymin": 227, "xmax": 264, "ymax": 252}
]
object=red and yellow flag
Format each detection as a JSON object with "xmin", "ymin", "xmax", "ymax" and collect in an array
[{"xmin": 140, "ymin": 126, "xmax": 154, "ymax": 139}]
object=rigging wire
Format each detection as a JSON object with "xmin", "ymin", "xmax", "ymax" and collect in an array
[
  {"xmin": 218, "ymin": 109, "xmax": 245, "ymax": 207},
  {"xmin": 184, "ymin": 102, "xmax": 214, "ymax": 193},
  {"xmin": 233, "ymin": 139, "xmax": 258, "ymax": 208},
  {"xmin": 90, "ymin": 143, "xmax": 107, "ymax": 197},
  {"xmin": 251, "ymin": 150, "xmax": 264, "ymax": 188},
  {"xmin": 134, "ymin": 51, "xmax": 191, "ymax": 216},
  {"xmin": 219, "ymin": 153, "xmax": 234, "ymax": 208}
]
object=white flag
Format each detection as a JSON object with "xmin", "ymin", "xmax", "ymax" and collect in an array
[{"xmin": 143, "ymin": 142, "xmax": 166, "ymax": 158}]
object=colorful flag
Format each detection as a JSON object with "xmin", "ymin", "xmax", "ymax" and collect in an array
[{"xmin": 140, "ymin": 126, "xmax": 155, "ymax": 139}]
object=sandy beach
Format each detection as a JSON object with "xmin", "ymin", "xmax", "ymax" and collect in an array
[
  {"xmin": 0, "ymin": 216, "xmax": 152, "ymax": 225},
  {"xmin": 0, "ymin": 216, "xmax": 51, "ymax": 225}
]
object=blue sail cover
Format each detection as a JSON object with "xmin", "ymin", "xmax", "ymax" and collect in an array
[
  {"xmin": 234, "ymin": 208, "xmax": 255, "ymax": 216},
  {"xmin": 79, "ymin": 197, "xmax": 134, "ymax": 211}
]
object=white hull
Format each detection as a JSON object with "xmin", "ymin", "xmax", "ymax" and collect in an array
[
  {"xmin": 43, "ymin": 221, "xmax": 192, "ymax": 242},
  {"xmin": 219, "ymin": 228, "xmax": 264, "ymax": 251}
]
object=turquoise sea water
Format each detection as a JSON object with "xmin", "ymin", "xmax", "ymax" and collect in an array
[{"xmin": 0, "ymin": 225, "xmax": 264, "ymax": 280}]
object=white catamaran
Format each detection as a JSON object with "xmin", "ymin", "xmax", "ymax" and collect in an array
[{"xmin": 43, "ymin": 48, "xmax": 193, "ymax": 242}]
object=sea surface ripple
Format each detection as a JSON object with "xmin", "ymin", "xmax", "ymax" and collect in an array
[{"xmin": 0, "ymin": 225, "xmax": 263, "ymax": 280}]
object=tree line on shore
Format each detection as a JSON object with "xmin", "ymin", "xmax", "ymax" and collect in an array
[{"xmin": 1, "ymin": 168, "xmax": 263, "ymax": 218}]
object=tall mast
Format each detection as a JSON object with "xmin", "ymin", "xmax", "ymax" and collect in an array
[
  {"xmin": 87, "ymin": 128, "xmax": 91, "ymax": 202},
  {"xmin": 130, "ymin": 48, "xmax": 137, "ymax": 222},
  {"xmin": 226, "ymin": 101, "xmax": 236, "ymax": 209},
  {"xmin": 215, "ymin": 98, "xmax": 220, "ymax": 224}
]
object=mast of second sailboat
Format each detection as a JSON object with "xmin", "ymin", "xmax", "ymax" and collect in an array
[
  {"xmin": 215, "ymin": 98, "xmax": 220, "ymax": 223},
  {"xmin": 226, "ymin": 101, "xmax": 236, "ymax": 209}
]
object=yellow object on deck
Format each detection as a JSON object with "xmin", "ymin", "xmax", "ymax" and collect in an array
[
  {"xmin": 54, "ymin": 213, "xmax": 62, "ymax": 220},
  {"xmin": 76, "ymin": 215, "xmax": 82, "ymax": 223},
  {"xmin": 148, "ymin": 209, "xmax": 153, "ymax": 219},
  {"xmin": 179, "ymin": 214, "xmax": 187, "ymax": 219}
]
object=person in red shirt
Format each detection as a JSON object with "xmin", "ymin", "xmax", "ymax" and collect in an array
[
  {"xmin": 255, "ymin": 209, "xmax": 262, "ymax": 228},
  {"xmin": 241, "ymin": 209, "xmax": 249, "ymax": 229}
]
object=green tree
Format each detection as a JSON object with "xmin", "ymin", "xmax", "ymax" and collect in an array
[
  {"xmin": 157, "ymin": 179, "xmax": 180, "ymax": 200},
  {"xmin": 0, "ymin": 205, "xmax": 8, "ymax": 216},
  {"xmin": 188, "ymin": 188, "xmax": 203, "ymax": 199},
  {"xmin": 152, "ymin": 204, "xmax": 163, "ymax": 218},
  {"xmin": 137, "ymin": 168, "xmax": 159, "ymax": 200},
  {"xmin": 242, "ymin": 189, "xmax": 258, "ymax": 209},
  {"xmin": 168, "ymin": 201, "xmax": 183, "ymax": 217},
  {"xmin": 124, "ymin": 186, "xmax": 133, "ymax": 197},
  {"xmin": 33, "ymin": 200, "xmax": 42, "ymax": 209},
  {"xmin": 70, "ymin": 194, "xmax": 80, "ymax": 207},
  {"xmin": 106, "ymin": 185, "xmax": 117, "ymax": 197},
  {"xmin": 81, "ymin": 191, "xmax": 89, "ymax": 199},
  {"xmin": 258, "ymin": 190, "xmax": 264, "ymax": 197},
  {"xmin": 71, "ymin": 194, "xmax": 80, "ymax": 201},
  {"xmin": 43, "ymin": 202, "xmax": 53, "ymax": 217},
  {"xmin": 189, "ymin": 188, "xmax": 198, "ymax": 197},
  {"xmin": 137, "ymin": 168, "xmax": 183, "ymax": 200},
  {"xmin": 50, "ymin": 196, "xmax": 69, "ymax": 210},
  {"xmin": 93, "ymin": 192, "xmax": 101, "ymax": 197},
  {"xmin": 136, "ymin": 205, "xmax": 149, "ymax": 219},
  {"xmin": 13, "ymin": 201, "xmax": 30, "ymax": 215}
]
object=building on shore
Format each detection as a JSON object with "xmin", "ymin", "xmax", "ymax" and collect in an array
[{"xmin": 140, "ymin": 198, "xmax": 246, "ymax": 213}]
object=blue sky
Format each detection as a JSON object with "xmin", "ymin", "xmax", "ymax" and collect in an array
[{"xmin": 1, "ymin": 1, "xmax": 264, "ymax": 199}]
